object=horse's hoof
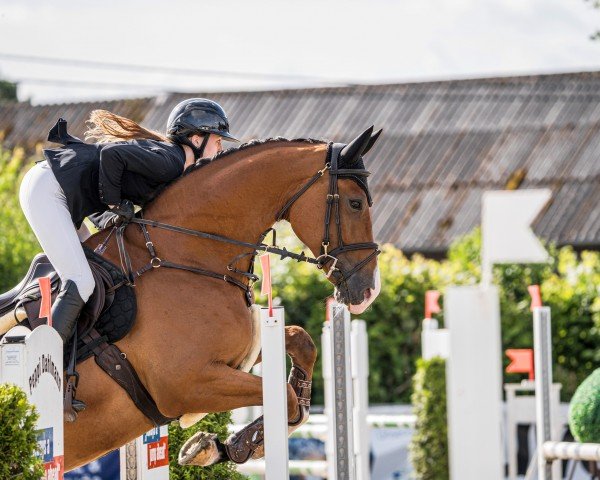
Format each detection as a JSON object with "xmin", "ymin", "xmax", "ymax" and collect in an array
[
  {"xmin": 178, "ymin": 432, "xmax": 222, "ymax": 466},
  {"xmin": 251, "ymin": 444, "xmax": 264, "ymax": 460}
]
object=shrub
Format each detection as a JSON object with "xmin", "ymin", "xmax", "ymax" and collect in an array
[
  {"xmin": 0, "ymin": 146, "xmax": 40, "ymax": 293},
  {"xmin": 0, "ymin": 383, "xmax": 44, "ymax": 479},
  {"xmin": 569, "ymin": 368, "xmax": 600, "ymax": 443},
  {"xmin": 409, "ymin": 357, "xmax": 448, "ymax": 480},
  {"xmin": 168, "ymin": 413, "xmax": 244, "ymax": 480}
]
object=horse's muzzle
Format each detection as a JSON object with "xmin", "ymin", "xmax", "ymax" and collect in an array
[{"xmin": 334, "ymin": 266, "xmax": 381, "ymax": 314}]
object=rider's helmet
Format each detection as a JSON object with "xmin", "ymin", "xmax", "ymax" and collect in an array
[{"xmin": 166, "ymin": 98, "xmax": 239, "ymax": 143}]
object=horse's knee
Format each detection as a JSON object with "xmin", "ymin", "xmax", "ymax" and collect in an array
[{"xmin": 285, "ymin": 326, "xmax": 317, "ymax": 371}]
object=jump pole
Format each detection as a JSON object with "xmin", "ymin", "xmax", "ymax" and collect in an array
[
  {"xmin": 533, "ymin": 306, "xmax": 600, "ymax": 479},
  {"xmin": 323, "ymin": 301, "xmax": 362, "ymax": 480},
  {"xmin": 259, "ymin": 305, "xmax": 290, "ymax": 478}
]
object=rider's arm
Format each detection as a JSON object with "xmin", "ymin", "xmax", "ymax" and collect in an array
[{"xmin": 98, "ymin": 142, "xmax": 185, "ymax": 206}]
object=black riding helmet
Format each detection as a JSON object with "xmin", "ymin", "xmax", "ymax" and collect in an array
[{"xmin": 166, "ymin": 98, "xmax": 239, "ymax": 159}]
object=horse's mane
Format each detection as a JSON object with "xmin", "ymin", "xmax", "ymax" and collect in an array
[
  {"xmin": 184, "ymin": 137, "xmax": 327, "ymax": 176},
  {"xmin": 147, "ymin": 137, "xmax": 327, "ymax": 203}
]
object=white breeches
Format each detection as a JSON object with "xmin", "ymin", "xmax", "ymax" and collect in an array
[{"xmin": 19, "ymin": 162, "xmax": 95, "ymax": 302}]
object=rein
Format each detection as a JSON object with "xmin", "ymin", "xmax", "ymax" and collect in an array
[{"xmin": 95, "ymin": 143, "xmax": 380, "ymax": 305}]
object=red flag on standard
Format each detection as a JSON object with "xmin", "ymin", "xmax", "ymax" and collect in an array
[
  {"xmin": 424, "ymin": 290, "xmax": 441, "ymax": 319},
  {"xmin": 505, "ymin": 349, "xmax": 535, "ymax": 380},
  {"xmin": 260, "ymin": 254, "xmax": 273, "ymax": 317},
  {"xmin": 38, "ymin": 277, "xmax": 52, "ymax": 327},
  {"xmin": 528, "ymin": 285, "xmax": 542, "ymax": 311}
]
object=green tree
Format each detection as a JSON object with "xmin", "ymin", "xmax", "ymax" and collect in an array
[
  {"xmin": 0, "ymin": 79, "xmax": 17, "ymax": 102},
  {"xmin": 0, "ymin": 384, "xmax": 45, "ymax": 479},
  {"xmin": 0, "ymin": 146, "xmax": 40, "ymax": 293}
]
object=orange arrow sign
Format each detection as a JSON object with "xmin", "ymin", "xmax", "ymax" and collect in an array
[{"xmin": 506, "ymin": 349, "xmax": 534, "ymax": 380}]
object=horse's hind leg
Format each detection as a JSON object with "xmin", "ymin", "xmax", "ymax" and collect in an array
[{"xmin": 179, "ymin": 325, "xmax": 317, "ymax": 467}]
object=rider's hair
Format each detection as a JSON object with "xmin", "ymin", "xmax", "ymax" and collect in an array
[{"xmin": 85, "ymin": 110, "xmax": 169, "ymax": 143}]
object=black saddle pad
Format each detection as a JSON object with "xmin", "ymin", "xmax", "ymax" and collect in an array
[{"xmin": 71, "ymin": 247, "xmax": 137, "ymax": 364}]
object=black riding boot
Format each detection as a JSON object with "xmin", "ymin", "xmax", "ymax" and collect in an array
[{"xmin": 51, "ymin": 280, "xmax": 85, "ymax": 343}]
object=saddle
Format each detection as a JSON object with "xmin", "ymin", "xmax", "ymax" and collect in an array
[
  {"xmin": 0, "ymin": 252, "xmax": 115, "ymax": 340},
  {"xmin": 0, "ymin": 247, "xmax": 172, "ymax": 426}
]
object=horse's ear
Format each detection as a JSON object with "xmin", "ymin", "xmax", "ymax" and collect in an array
[
  {"xmin": 340, "ymin": 126, "xmax": 374, "ymax": 165},
  {"xmin": 361, "ymin": 128, "xmax": 383, "ymax": 156}
]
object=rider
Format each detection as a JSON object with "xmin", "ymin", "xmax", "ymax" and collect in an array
[{"xmin": 19, "ymin": 98, "xmax": 239, "ymax": 343}]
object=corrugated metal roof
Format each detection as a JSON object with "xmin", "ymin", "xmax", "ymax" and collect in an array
[{"xmin": 1, "ymin": 71, "xmax": 599, "ymax": 254}]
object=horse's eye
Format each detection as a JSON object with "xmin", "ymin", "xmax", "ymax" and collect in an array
[{"xmin": 349, "ymin": 199, "xmax": 362, "ymax": 211}]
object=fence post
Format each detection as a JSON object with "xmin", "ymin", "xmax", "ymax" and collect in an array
[{"xmin": 260, "ymin": 306, "xmax": 289, "ymax": 479}]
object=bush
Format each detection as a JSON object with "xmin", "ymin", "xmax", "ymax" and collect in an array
[
  {"xmin": 0, "ymin": 146, "xmax": 40, "ymax": 293},
  {"xmin": 0, "ymin": 383, "xmax": 44, "ymax": 479},
  {"xmin": 168, "ymin": 413, "xmax": 244, "ymax": 480},
  {"xmin": 409, "ymin": 357, "xmax": 448, "ymax": 480},
  {"xmin": 569, "ymin": 368, "xmax": 600, "ymax": 443}
]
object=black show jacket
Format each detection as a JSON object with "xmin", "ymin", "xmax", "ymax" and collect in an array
[{"xmin": 42, "ymin": 118, "xmax": 185, "ymax": 228}]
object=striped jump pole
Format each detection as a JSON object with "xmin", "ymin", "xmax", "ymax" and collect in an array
[
  {"xmin": 323, "ymin": 301, "xmax": 370, "ymax": 480},
  {"xmin": 533, "ymin": 306, "xmax": 600, "ymax": 479}
]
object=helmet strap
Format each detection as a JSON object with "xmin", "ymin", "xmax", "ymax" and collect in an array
[{"xmin": 176, "ymin": 133, "xmax": 209, "ymax": 161}]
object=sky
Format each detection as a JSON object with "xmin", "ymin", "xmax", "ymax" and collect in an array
[{"xmin": 1, "ymin": 0, "xmax": 599, "ymax": 105}]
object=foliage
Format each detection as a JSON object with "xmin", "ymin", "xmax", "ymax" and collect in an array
[
  {"xmin": 0, "ymin": 146, "xmax": 40, "ymax": 293},
  {"xmin": 263, "ymin": 225, "xmax": 599, "ymax": 404},
  {"xmin": 0, "ymin": 80, "xmax": 17, "ymax": 102},
  {"xmin": 0, "ymin": 384, "xmax": 45, "ymax": 479},
  {"xmin": 569, "ymin": 368, "xmax": 600, "ymax": 443},
  {"xmin": 409, "ymin": 357, "xmax": 448, "ymax": 480},
  {"xmin": 168, "ymin": 413, "xmax": 244, "ymax": 480}
]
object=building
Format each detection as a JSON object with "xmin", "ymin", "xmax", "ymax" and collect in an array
[{"xmin": 1, "ymin": 71, "xmax": 599, "ymax": 255}]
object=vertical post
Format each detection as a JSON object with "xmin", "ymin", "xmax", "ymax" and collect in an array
[
  {"xmin": 534, "ymin": 306, "xmax": 555, "ymax": 480},
  {"xmin": 445, "ymin": 285, "xmax": 503, "ymax": 480},
  {"xmin": 329, "ymin": 304, "xmax": 356, "ymax": 480},
  {"xmin": 260, "ymin": 306, "xmax": 289, "ymax": 479},
  {"xmin": 351, "ymin": 320, "xmax": 370, "ymax": 480},
  {"xmin": 0, "ymin": 325, "xmax": 64, "ymax": 480},
  {"xmin": 322, "ymin": 314, "xmax": 334, "ymax": 479}
]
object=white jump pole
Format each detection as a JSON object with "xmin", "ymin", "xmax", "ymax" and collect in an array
[
  {"xmin": 0, "ymin": 325, "xmax": 64, "ymax": 479},
  {"xmin": 351, "ymin": 319, "xmax": 370, "ymax": 480},
  {"xmin": 259, "ymin": 306, "xmax": 289, "ymax": 479},
  {"xmin": 444, "ymin": 285, "xmax": 504, "ymax": 480},
  {"xmin": 533, "ymin": 306, "xmax": 556, "ymax": 480}
]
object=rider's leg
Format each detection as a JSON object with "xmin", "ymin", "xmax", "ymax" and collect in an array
[{"xmin": 19, "ymin": 162, "xmax": 95, "ymax": 342}]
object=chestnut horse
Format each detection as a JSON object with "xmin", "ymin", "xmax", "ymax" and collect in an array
[{"xmin": 65, "ymin": 128, "xmax": 381, "ymax": 470}]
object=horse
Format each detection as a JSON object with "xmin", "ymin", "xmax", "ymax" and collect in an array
[{"xmin": 63, "ymin": 127, "xmax": 381, "ymax": 470}]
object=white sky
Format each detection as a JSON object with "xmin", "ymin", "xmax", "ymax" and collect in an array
[{"xmin": 1, "ymin": 0, "xmax": 599, "ymax": 105}]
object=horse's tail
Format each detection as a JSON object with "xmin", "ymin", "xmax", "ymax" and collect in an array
[{"xmin": 85, "ymin": 110, "xmax": 169, "ymax": 143}]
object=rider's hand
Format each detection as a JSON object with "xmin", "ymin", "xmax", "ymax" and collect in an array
[{"xmin": 110, "ymin": 199, "xmax": 135, "ymax": 223}]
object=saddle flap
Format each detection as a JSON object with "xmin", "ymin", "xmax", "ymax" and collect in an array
[{"xmin": 0, "ymin": 254, "xmax": 58, "ymax": 316}]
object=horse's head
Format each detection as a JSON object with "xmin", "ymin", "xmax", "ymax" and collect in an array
[{"xmin": 285, "ymin": 127, "xmax": 382, "ymax": 314}]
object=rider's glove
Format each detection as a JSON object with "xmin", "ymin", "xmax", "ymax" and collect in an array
[{"xmin": 110, "ymin": 199, "xmax": 135, "ymax": 223}]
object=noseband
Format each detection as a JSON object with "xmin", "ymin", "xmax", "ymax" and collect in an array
[{"xmin": 274, "ymin": 143, "xmax": 380, "ymax": 285}]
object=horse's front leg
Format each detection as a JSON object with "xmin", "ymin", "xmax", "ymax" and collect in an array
[
  {"xmin": 178, "ymin": 325, "xmax": 317, "ymax": 467},
  {"xmin": 176, "ymin": 365, "xmax": 299, "ymax": 466}
]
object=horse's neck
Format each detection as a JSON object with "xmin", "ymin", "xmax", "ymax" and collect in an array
[{"xmin": 144, "ymin": 141, "xmax": 327, "ymax": 257}]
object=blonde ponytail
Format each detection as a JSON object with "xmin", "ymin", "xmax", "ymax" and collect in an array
[{"xmin": 85, "ymin": 110, "xmax": 169, "ymax": 143}]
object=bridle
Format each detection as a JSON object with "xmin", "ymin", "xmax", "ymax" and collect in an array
[
  {"xmin": 96, "ymin": 143, "xmax": 380, "ymax": 305},
  {"xmin": 274, "ymin": 143, "xmax": 380, "ymax": 285}
]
